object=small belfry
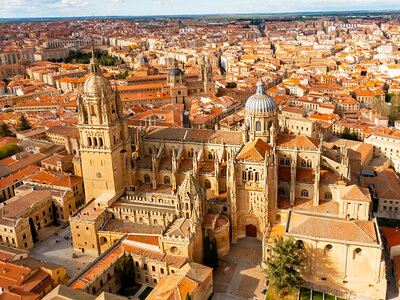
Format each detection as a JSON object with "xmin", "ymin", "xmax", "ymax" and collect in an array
[{"xmin": 77, "ymin": 47, "xmax": 133, "ymax": 204}]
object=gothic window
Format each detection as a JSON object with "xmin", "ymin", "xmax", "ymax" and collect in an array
[
  {"xmin": 242, "ymin": 171, "xmax": 247, "ymax": 181},
  {"xmin": 93, "ymin": 137, "xmax": 98, "ymax": 147},
  {"xmin": 278, "ymin": 187, "xmax": 287, "ymax": 196},
  {"xmin": 144, "ymin": 174, "xmax": 150, "ymax": 183},
  {"xmin": 248, "ymin": 171, "xmax": 254, "ymax": 181},
  {"xmin": 255, "ymin": 172, "xmax": 259, "ymax": 182},
  {"xmin": 307, "ymin": 160, "xmax": 312, "ymax": 168},
  {"xmin": 164, "ymin": 176, "xmax": 170, "ymax": 185},
  {"xmin": 205, "ymin": 179, "xmax": 211, "ymax": 189},
  {"xmin": 301, "ymin": 189, "xmax": 309, "ymax": 198},
  {"xmin": 88, "ymin": 137, "xmax": 92, "ymax": 146},
  {"xmin": 325, "ymin": 192, "xmax": 332, "ymax": 200},
  {"xmin": 256, "ymin": 121, "xmax": 261, "ymax": 131},
  {"xmin": 280, "ymin": 156, "xmax": 291, "ymax": 166},
  {"xmin": 99, "ymin": 137, "xmax": 103, "ymax": 147},
  {"xmin": 301, "ymin": 159, "xmax": 307, "ymax": 167}
]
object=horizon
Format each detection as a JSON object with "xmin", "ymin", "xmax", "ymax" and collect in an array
[{"xmin": 2, "ymin": 0, "xmax": 400, "ymax": 19}]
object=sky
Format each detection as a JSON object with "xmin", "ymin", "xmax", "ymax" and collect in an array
[{"xmin": 1, "ymin": 0, "xmax": 400, "ymax": 18}]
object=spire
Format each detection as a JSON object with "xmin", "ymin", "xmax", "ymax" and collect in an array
[
  {"xmin": 89, "ymin": 45, "xmax": 101, "ymax": 75},
  {"xmin": 256, "ymin": 78, "xmax": 265, "ymax": 95}
]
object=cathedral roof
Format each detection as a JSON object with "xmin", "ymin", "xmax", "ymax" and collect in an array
[
  {"xmin": 237, "ymin": 138, "xmax": 272, "ymax": 161},
  {"xmin": 287, "ymin": 211, "xmax": 378, "ymax": 244},
  {"xmin": 340, "ymin": 185, "xmax": 372, "ymax": 202},
  {"xmin": 277, "ymin": 134, "xmax": 319, "ymax": 150}
]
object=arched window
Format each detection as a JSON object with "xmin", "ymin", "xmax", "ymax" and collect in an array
[
  {"xmin": 307, "ymin": 160, "xmax": 312, "ymax": 168},
  {"xmin": 153, "ymin": 219, "xmax": 158, "ymax": 225},
  {"xmin": 144, "ymin": 174, "xmax": 150, "ymax": 183},
  {"xmin": 113, "ymin": 135, "xmax": 116, "ymax": 145},
  {"xmin": 205, "ymin": 179, "xmax": 211, "ymax": 189},
  {"xmin": 296, "ymin": 240, "xmax": 304, "ymax": 249},
  {"xmin": 325, "ymin": 192, "xmax": 332, "ymax": 200},
  {"xmin": 139, "ymin": 217, "xmax": 143, "ymax": 223},
  {"xmin": 93, "ymin": 137, "xmax": 98, "ymax": 147},
  {"xmin": 164, "ymin": 176, "xmax": 170, "ymax": 185},
  {"xmin": 99, "ymin": 137, "xmax": 103, "ymax": 147},
  {"xmin": 301, "ymin": 189, "xmax": 309, "ymax": 198},
  {"xmin": 242, "ymin": 171, "xmax": 247, "ymax": 181},
  {"xmin": 255, "ymin": 172, "xmax": 259, "ymax": 182},
  {"xmin": 301, "ymin": 159, "xmax": 307, "ymax": 167},
  {"xmin": 256, "ymin": 121, "xmax": 261, "ymax": 131},
  {"xmin": 278, "ymin": 187, "xmax": 287, "ymax": 196},
  {"xmin": 88, "ymin": 137, "xmax": 92, "ymax": 146},
  {"xmin": 248, "ymin": 171, "xmax": 254, "ymax": 181}
]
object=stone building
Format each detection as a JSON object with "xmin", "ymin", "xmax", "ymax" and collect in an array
[{"xmin": 70, "ymin": 54, "xmax": 387, "ymax": 299}]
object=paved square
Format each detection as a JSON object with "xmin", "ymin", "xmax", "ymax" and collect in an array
[
  {"xmin": 213, "ymin": 237, "xmax": 266, "ymax": 300},
  {"xmin": 30, "ymin": 225, "xmax": 95, "ymax": 279}
]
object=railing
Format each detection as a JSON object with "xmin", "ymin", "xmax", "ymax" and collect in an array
[{"xmin": 302, "ymin": 281, "xmax": 348, "ymax": 299}]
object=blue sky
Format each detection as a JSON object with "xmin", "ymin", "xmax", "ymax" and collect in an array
[{"xmin": 1, "ymin": 0, "xmax": 400, "ymax": 18}]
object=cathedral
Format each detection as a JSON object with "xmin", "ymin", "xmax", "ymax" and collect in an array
[{"xmin": 70, "ymin": 51, "xmax": 387, "ymax": 299}]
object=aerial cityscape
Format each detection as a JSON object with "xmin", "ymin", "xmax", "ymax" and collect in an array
[{"xmin": 1, "ymin": 2, "xmax": 400, "ymax": 300}]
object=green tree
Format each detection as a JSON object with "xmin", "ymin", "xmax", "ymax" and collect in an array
[
  {"xmin": 203, "ymin": 228, "xmax": 212, "ymax": 267},
  {"xmin": 385, "ymin": 92, "xmax": 395, "ymax": 103},
  {"xmin": 0, "ymin": 123, "xmax": 13, "ymax": 138},
  {"xmin": 211, "ymin": 235, "xmax": 219, "ymax": 268},
  {"xmin": 116, "ymin": 70, "xmax": 129, "ymax": 80},
  {"xmin": 264, "ymin": 236, "xmax": 305, "ymax": 296},
  {"xmin": 120, "ymin": 254, "xmax": 135, "ymax": 288},
  {"xmin": 52, "ymin": 202, "xmax": 59, "ymax": 226},
  {"xmin": 18, "ymin": 115, "xmax": 31, "ymax": 131},
  {"xmin": 29, "ymin": 218, "xmax": 38, "ymax": 243},
  {"xmin": 226, "ymin": 82, "xmax": 237, "ymax": 88},
  {"xmin": 0, "ymin": 143, "xmax": 20, "ymax": 160}
]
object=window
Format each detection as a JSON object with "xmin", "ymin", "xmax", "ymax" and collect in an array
[
  {"xmin": 144, "ymin": 174, "xmax": 150, "ymax": 183},
  {"xmin": 99, "ymin": 137, "xmax": 103, "ymax": 147},
  {"xmin": 164, "ymin": 176, "xmax": 170, "ymax": 185},
  {"xmin": 296, "ymin": 240, "xmax": 304, "ymax": 249},
  {"xmin": 278, "ymin": 187, "xmax": 287, "ymax": 196},
  {"xmin": 255, "ymin": 172, "xmax": 259, "ymax": 182},
  {"xmin": 301, "ymin": 189, "xmax": 309, "ymax": 198},
  {"xmin": 256, "ymin": 121, "xmax": 261, "ymax": 131},
  {"xmin": 161, "ymin": 268, "xmax": 164, "ymax": 274},
  {"xmin": 325, "ymin": 244, "xmax": 333, "ymax": 251},
  {"xmin": 324, "ymin": 192, "xmax": 332, "ymax": 200},
  {"xmin": 88, "ymin": 137, "xmax": 92, "ymax": 146},
  {"xmin": 205, "ymin": 179, "xmax": 211, "ymax": 189},
  {"xmin": 152, "ymin": 266, "xmax": 156, "ymax": 271},
  {"xmin": 306, "ymin": 160, "xmax": 312, "ymax": 168},
  {"xmin": 242, "ymin": 171, "xmax": 247, "ymax": 181},
  {"xmin": 248, "ymin": 171, "xmax": 253, "ymax": 181}
]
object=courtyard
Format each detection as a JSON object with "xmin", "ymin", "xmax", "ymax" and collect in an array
[
  {"xmin": 213, "ymin": 237, "xmax": 266, "ymax": 300},
  {"xmin": 30, "ymin": 224, "xmax": 95, "ymax": 278}
]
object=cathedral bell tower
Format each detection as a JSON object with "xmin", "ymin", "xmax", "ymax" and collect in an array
[{"xmin": 78, "ymin": 48, "xmax": 133, "ymax": 204}]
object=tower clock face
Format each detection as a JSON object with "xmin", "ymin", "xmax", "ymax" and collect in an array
[{"xmin": 96, "ymin": 172, "xmax": 102, "ymax": 178}]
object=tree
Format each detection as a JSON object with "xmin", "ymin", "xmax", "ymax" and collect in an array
[
  {"xmin": 52, "ymin": 202, "xmax": 59, "ymax": 226},
  {"xmin": 18, "ymin": 115, "xmax": 31, "ymax": 131},
  {"xmin": 0, "ymin": 123, "xmax": 13, "ymax": 138},
  {"xmin": 203, "ymin": 228, "xmax": 219, "ymax": 269},
  {"xmin": 340, "ymin": 127, "xmax": 358, "ymax": 141},
  {"xmin": 211, "ymin": 235, "xmax": 219, "ymax": 268},
  {"xmin": 226, "ymin": 82, "xmax": 237, "ymax": 89},
  {"xmin": 264, "ymin": 236, "xmax": 305, "ymax": 296},
  {"xmin": 385, "ymin": 92, "xmax": 395, "ymax": 103},
  {"xmin": 29, "ymin": 218, "xmax": 38, "ymax": 243},
  {"xmin": 120, "ymin": 254, "xmax": 135, "ymax": 288},
  {"xmin": 0, "ymin": 143, "xmax": 20, "ymax": 160}
]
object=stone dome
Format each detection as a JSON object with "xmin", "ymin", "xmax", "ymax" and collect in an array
[
  {"xmin": 83, "ymin": 54, "xmax": 112, "ymax": 96},
  {"xmin": 245, "ymin": 79, "xmax": 277, "ymax": 115},
  {"xmin": 168, "ymin": 59, "xmax": 184, "ymax": 77},
  {"xmin": 139, "ymin": 56, "xmax": 149, "ymax": 64}
]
